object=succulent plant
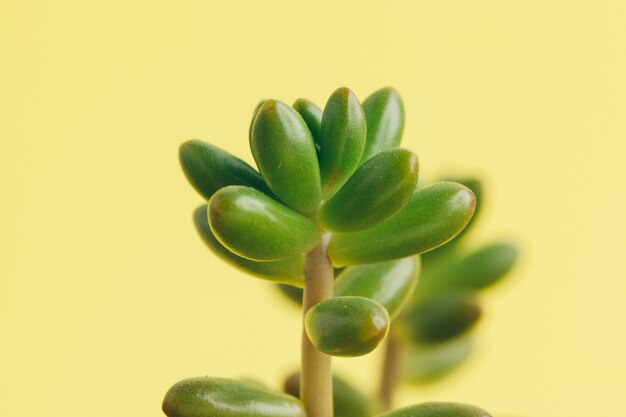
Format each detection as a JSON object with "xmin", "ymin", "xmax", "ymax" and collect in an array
[{"xmin": 166, "ymin": 86, "xmax": 497, "ymax": 417}]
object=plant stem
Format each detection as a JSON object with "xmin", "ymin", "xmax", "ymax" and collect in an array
[
  {"xmin": 379, "ymin": 326, "xmax": 401, "ymax": 411},
  {"xmin": 301, "ymin": 233, "xmax": 333, "ymax": 417}
]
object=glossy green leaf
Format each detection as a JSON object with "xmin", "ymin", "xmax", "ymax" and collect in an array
[
  {"xmin": 377, "ymin": 402, "xmax": 492, "ymax": 417},
  {"xmin": 162, "ymin": 377, "xmax": 305, "ymax": 417},
  {"xmin": 193, "ymin": 205, "xmax": 304, "ymax": 287},
  {"xmin": 329, "ymin": 182, "xmax": 476, "ymax": 266},
  {"xmin": 283, "ymin": 372, "xmax": 376, "ymax": 417},
  {"xmin": 179, "ymin": 140, "xmax": 271, "ymax": 200},
  {"xmin": 403, "ymin": 336, "xmax": 474, "ymax": 384},
  {"xmin": 305, "ymin": 296, "xmax": 389, "ymax": 357},
  {"xmin": 317, "ymin": 148, "xmax": 419, "ymax": 232},
  {"xmin": 208, "ymin": 186, "xmax": 320, "ymax": 261},
  {"xmin": 419, "ymin": 242, "xmax": 518, "ymax": 296},
  {"xmin": 334, "ymin": 257, "xmax": 420, "ymax": 319},
  {"xmin": 319, "ymin": 87, "xmax": 366, "ymax": 196},
  {"xmin": 361, "ymin": 87, "xmax": 404, "ymax": 162},
  {"xmin": 250, "ymin": 99, "xmax": 321, "ymax": 214},
  {"xmin": 401, "ymin": 292, "xmax": 481, "ymax": 344},
  {"xmin": 293, "ymin": 98, "xmax": 322, "ymax": 153}
]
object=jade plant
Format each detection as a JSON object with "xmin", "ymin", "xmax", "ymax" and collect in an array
[
  {"xmin": 164, "ymin": 87, "xmax": 496, "ymax": 417},
  {"xmin": 276, "ymin": 177, "xmax": 519, "ymax": 410}
]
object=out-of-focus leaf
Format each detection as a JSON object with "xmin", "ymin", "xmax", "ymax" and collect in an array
[
  {"xmin": 334, "ymin": 257, "xmax": 419, "ymax": 319},
  {"xmin": 402, "ymin": 336, "xmax": 474, "ymax": 384},
  {"xmin": 400, "ymin": 292, "xmax": 481, "ymax": 344},
  {"xmin": 283, "ymin": 372, "xmax": 376, "ymax": 417}
]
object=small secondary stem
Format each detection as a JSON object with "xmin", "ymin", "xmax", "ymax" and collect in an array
[
  {"xmin": 379, "ymin": 326, "xmax": 401, "ymax": 411},
  {"xmin": 301, "ymin": 233, "xmax": 333, "ymax": 417}
]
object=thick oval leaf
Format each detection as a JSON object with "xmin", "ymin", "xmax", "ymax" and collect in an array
[
  {"xmin": 305, "ymin": 296, "xmax": 389, "ymax": 357},
  {"xmin": 250, "ymin": 99, "xmax": 321, "ymax": 214},
  {"xmin": 162, "ymin": 377, "xmax": 305, "ymax": 417},
  {"xmin": 283, "ymin": 372, "xmax": 376, "ymax": 417},
  {"xmin": 334, "ymin": 257, "xmax": 420, "ymax": 319},
  {"xmin": 419, "ymin": 242, "xmax": 518, "ymax": 296},
  {"xmin": 293, "ymin": 98, "xmax": 322, "ymax": 154},
  {"xmin": 403, "ymin": 336, "xmax": 474, "ymax": 384},
  {"xmin": 193, "ymin": 205, "xmax": 304, "ymax": 287},
  {"xmin": 317, "ymin": 148, "xmax": 419, "ymax": 232},
  {"xmin": 319, "ymin": 87, "xmax": 366, "ymax": 196},
  {"xmin": 377, "ymin": 402, "xmax": 492, "ymax": 417},
  {"xmin": 401, "ymin": 292, "xmax": 481, "ymax": 344},
  {"xmin": 179, "ymin": 140, "xmax": 271, "ymax": 200},
  {"xmin": 361, "ymin": 87, "xmax": 405, "ymax": 162},
  {"xmin": 329, "ymin": 182, "xmax": 476, "ymax": 266},
  {"xmin": 209, "ymin": 186, "xmax": 321, "ymax": 261}
]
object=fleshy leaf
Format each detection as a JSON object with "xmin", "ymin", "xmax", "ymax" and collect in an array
[
  {"xmin": 293, "ymin": 98, "xmax": 322, "ymax": 154},
  {"xmin": 305, "ymin": 296, "xmax": 389, "ymax": 357},
  {"xmin": 328, "ymin": 182, "xmax": 476, "ymax": 266},
  {"xmin": 400, "ymin": 292, "xmax": 481, "ymax": 344},
  {"xmin": 319, "ymin": 87, "xmax": 366, "ymax": 196},
  {"xmin": 334, "ymin": 257, "xmax": 419, "ymax": 319},
  {"xmin": 317, "ymin": 148, "xmax": 418, "ymax": 232},
  {"xmin": 403, "ymin": 336, "xmax": 474, "ymax": 384},
  {"xmin": 250, "ymin": 99, "xmax": 321, "ymax": 214},
  {"xmin": 283, "ymin": 372, "xmax": 376, "ymax": 417},
  {"xmin": 193, "ymin": 205, "xmax": 304, "ymax": 287},
  {"xmin": 208, "ymin": 186, "xmax": 320, "ymax": 261},
  {"xmin": 419, "ymin": 242, "xmax": 518, "ymax": 296},
  {"xmin": 179, "ymin": 140, "xmax": 271, "ymax": 200},
  {"xmin": 162, "ymin": 377, "xmax": 306, "ymax": 417},
  {"xmin": 361, "ymin": 87, "xmax": 405, "ymax": 162},
  {"xmin": 377, "ymin": 402, "xmax": 492, "ymax": 417}
]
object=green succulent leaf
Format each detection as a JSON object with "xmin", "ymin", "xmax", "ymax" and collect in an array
[
  {"xmin": 402, "ymin": 336, "xmax": 474, "ymax": 384},
  {"xmin": 162, "ymin": 377, "xmax": 306, "ymax": 417},
  {"xmin": 361, "ymin": 87, "xmax": 405, "ymax": 162},
  {"xmin": 317, "ymin": 148, "xmax": 419, "ymax": 232},
  {"xmin": 401, "ymin": 292, "xmax": 481, "ymax": 344},
  {"xmin": 334, "ymin": 257, "xmax": 420, "ymax": 319},
  {"xmin": 305, "ymin": 296, "xmax": 389, "ymax": 357},
  {"xmin": 319, "ymin": 87, "xmax": 366, "ymax": 196},
  {"xmin": 250, "ymin": 99, "xmax": 322, "ymax": 214},
  {"xmin": 179, "ymin": 140, "xmax": 271, "ymax": 200},
  {"xmin": 293, "ymin": 98, "xmax": 323, "ymax": 153},
  {"xmin": 328, "ymin": 182, "xmax": 476, "ymax": 266},
  {"xmin": 193, "ymin": 205, "xmax": 304, "ymax": 287},
  {"xmin": 377, "ymin": 402, "xmax": 492, "ymax": 417},
  {"xmin": 283, "ymin": 372, "xmax": 376, "ymax": 417},
  {"xmin": 208, "ymin": 186, "xmax": 321, "ymax": 261},
  {"xmin": 420, "ymin": 242, "xmax": 518, "ymax": 296}
]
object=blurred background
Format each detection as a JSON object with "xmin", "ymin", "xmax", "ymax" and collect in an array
[{"xmin": 1, "ymin": 1, "xmax": 625, "ymax": 416}]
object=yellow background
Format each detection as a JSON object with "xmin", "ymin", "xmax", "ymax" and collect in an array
[{"xmin": 1, "ymin": 1, "xmax": 625, "ymax": 416}]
